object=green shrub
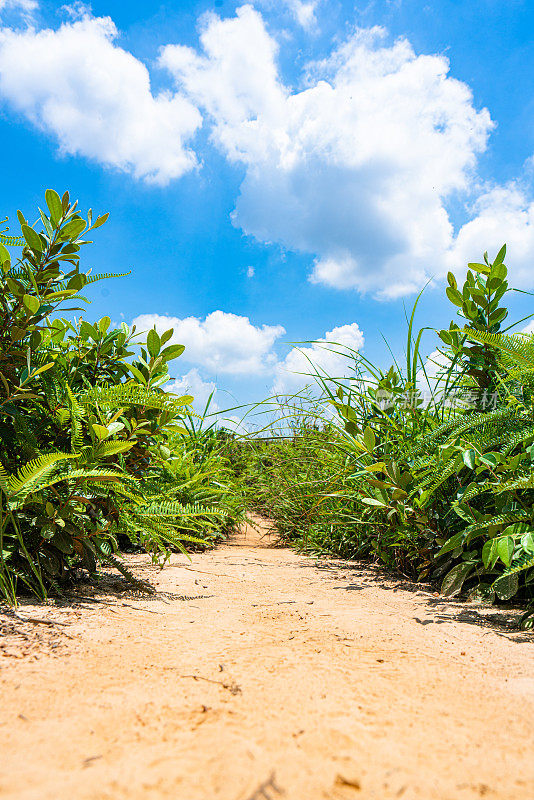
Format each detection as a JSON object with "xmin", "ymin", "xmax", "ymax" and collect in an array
[
  {"xmin": 237, "ymin": 246, "xmax": 534, "ymax": 626},
  {"xmin": 0, "ymin": 190, "xmax": 243, "ymax": 603}
]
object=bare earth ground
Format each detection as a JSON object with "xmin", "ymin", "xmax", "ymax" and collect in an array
[{"xmin": 1, "ymin": 516, "xmax": 533, "ymax": 800}]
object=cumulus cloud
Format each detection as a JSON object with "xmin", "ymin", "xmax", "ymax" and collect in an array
[
  {"xmin": 166, "ymin": 368, "xmax": 253, "ymax": 433},
  {"xmin": 2, "ymin": 4, "xmax": 532, "ymax": 297},
  {"xmin": 0, "ymin": 15, "xmax": 201, "ymax": 183},
  {"xmin": 272, "ymin": 322, "xmax": 364, "ymax": 394},
  {"xmin": 132, "ymin": 310, "xmax": 285, "ymax": 375},
  {"xmin": 161, "ymin": 7, "xmax": 492, "ymax": 297},
  {"xmin": 166, "ymin": 368, "xmax": 218, "ymax": 412},
  {"xmin": 447, "ymin": 184, "xmax": 534, "ymax": 288}
]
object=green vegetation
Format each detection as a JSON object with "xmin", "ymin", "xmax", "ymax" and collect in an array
[
  {"xmin": 0, "ymin": 190, "xmax": 243, "ymax": 604},
  {"xmin": 233, "ymin": 246, "xmax": 534, "ymax": 627},
  {"xmin": 2, "ymin": 190, "xmax": 532, "ymax": 627}
]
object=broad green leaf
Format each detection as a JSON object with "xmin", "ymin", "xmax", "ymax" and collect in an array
[
  {"xmin": 79, "ymin": 320, "xmax": 98, "ymax": 341},
  {"xmin": 462, "ymin": 449, "xmax": 476, "ymax": 470},
  {"xmin": 489, "ymin": 307, "xmax": 507, "ymax": 325},
  {"xmin": 30, "ymin": 363, "xmax": 54, "ymax": 378},
  {"xmin": 496, "ymin": 535, "xmax": 514, "ymax": 567},
  {"xmin": 479, "ymin": 453, "xmax": 499, "ymax": 467},
  {"xmin": 62, "ymin": 218, "xmax": 86, "ymax": 240},
  {"xmin": 363, "ymin": 426, "xmax": 376, "ymax": 451},
  {"xmin": 160, "ymin": 328, "xmax": 174, "ymax": 346},
  {"xmin": 467, "ymin": 262, "xmax": 490, "ymax": 276},
  {"xmin": 51, "ymin": 529, "xmax": 74, "ymax": 554},
  {"xmin": 437, "ymin": 531, "xmax": 465, "ymax": 557},
  {"xmin": 364, "ymin": 462, "xmax": 386, "ymax": 473},
  {"xmin": 0, "ymin": 242, "xmax": 10, "ymax": 267},
  {"xmin": 161, "ymin": 344, "xmax": 185, "ymax": 362},
  {"xmin": 107, "ymin": 422, "xmax": 125, "ymax": 436},
  {"xmin": 172, "ymin": 394, "xmax": 193, "ymax": 406},
  {"xmin": 482, "ymin": 538, "xmax": 499, "ymax": 569},
  {"xmin": 493, "ymin": 243, "xmax": 506, "ymax": 266},
  {"xmin": 502, "ymin": 522, "xmax": 533, "ymax": 537},
  {"xmin": 22, "ymin": 224, "xmax": 44, "ymax": 253},
  {"xmin": 45, "ymin": 189, "xmax": 63, "ymax": 225},
  {"xmin": 98, "ymin": 316, "xmax": 111, "ymax": 334},
  {"xmin": 92, "ymin": 424, "xmax": 110, "ymax": 441},
  {"xmin": 490, "ymin": 262, "xmax": 507, "ymax": 281},
  {"xmin": 23, "ymin": 294, "xmax": 40, "ymax": 316},
  {"xmin": 441, "ymin": 562, "xmax": 475, "ymax": 597},
  {"xmin": 493, "ymin": 572, "xmax": 519, "ymax": 601},
  {"xmin": 147, "ymin": 328, "xmax": 161, "ymax": 358},
  {"xmin": 67, "ymin": 273, "xmax": 86, "ymax": 291},
  {"xmin": 361, "ymin": 497, "xmax": 387, "ymax": 507},
  {"xmin": 446, "ymin": 286, "xmax": 463, "ymax": 307},
  {"xmin": 128, "ymin": 364, "xmax": 147, "ymax": 384},
  {"xmin": 91, "ymin": 213, "xmax": 109, "ymax": 229},
  {"xmin": 96, "ymin": 441, "xmax": 132, "ymax": 457}
]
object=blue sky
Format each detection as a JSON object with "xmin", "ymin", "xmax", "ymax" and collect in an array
[{"xmin": 1, "ymin": 0, "xmax": 533, "ymax": 421}]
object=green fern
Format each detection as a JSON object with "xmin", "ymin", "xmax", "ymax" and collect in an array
[{"xmin": 5, "ymin": 453, "xmax": 76, "ymax": 497}]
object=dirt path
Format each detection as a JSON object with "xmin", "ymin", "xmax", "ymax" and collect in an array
[{"xmin": 1, "ymin": 516, "xmax": 533, "ymax": 800}]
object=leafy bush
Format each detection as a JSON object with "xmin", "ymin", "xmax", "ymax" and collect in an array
[
  {"xmin": 0, "ymin": 190, "xmax": 243, "ymax": 603},
  {"xmin": 237, "ymin": 246, "xmax": 534, "ymax": 626}
]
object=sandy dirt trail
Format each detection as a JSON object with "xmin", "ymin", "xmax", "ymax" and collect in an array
[{"xmin": 1, "ymin": 516, "xmax": 533, "ymax": 800}]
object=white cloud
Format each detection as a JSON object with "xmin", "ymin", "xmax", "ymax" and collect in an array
[
  {"xmin": 272, "ymin": 322, "xmax": 364, "ymax": 394},
  {"xmin": 0, "ymin": 0, "xmax": 37, "ymax": 15},
  {"xmin": 166, "ymin": 368, "xmax": 218, "ymax": 413},
  {"xmin": 257, "ymin": 0, "xmax": 319, "ymax": 30},
  {"xmin": 417, "ymin": 348, "xmax": 452, "ymax": 397},
  {"xmin": 2, "ymin": 4, "xmax": 531, "ymax": 298},
  {"xmin": 161, "ymin": 8, "xmax": 492, "ymax": 297},
  {"xmin": 446, "ymin": 184, "xmax": 534, "ymax": 289},
  {"xmin": 0, "ymin": 15, "xmax": 201, "ymax": 184},
  {"xmin": 246, "ymin": 265, "xmax": 255, "ymax": 277},
  {"xmin": 288, "ymin": 0, "xmax": 318, "ymax": 29},
  {"xmin": 287, "ymin": 0, "xmax": 318, "ymax": 29},
  {"xmin": 132, "ymin": 310, "xmax": 285, "ymax": 375},
  {"xmin": 60, "ymin": 2, "xmax": 91, "ymax": 19},
  {"xmin": 165, "ymin": 368, "xmax": 251, "ymax": 432}
]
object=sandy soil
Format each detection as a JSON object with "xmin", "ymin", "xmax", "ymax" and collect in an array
[{"xmin": 0, "ymin": 516, "xmax": 533, "ymax": 800}]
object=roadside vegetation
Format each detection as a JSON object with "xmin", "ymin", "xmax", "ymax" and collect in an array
[
  {"xmin": 0, "ymin": 190, "xmax": 243, "ymax": 604},
  {"xmin": 232, "ymin": 246, "xmax": 534, "ymax": 627},
  {"xmin": 2, "ymin": 189, "xmax": 533, "ymax": 628}
]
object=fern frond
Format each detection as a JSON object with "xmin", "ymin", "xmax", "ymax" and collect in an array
[
  {"xmin": 494, "ymin": 551, "xmax": 534, "ymax": 580},
  {"xmin": 94, "ymin": 441, "xmax": 133, "ymax": 458},
  {"xmin": 495, "ymin": 471, "xmax": 534, "ymax": 493},
  {"xmin": 465, "ymin": 329, "xmax": 534, "ymax": 373},
  {"xmin": 80, "ymin": 383, "xmax": 193, "ymax": 412},
  {"xmin": 7, "ymin": 453, "xmax": 76, "ymax": 497},
  {"xmin": 0, "ymin": 220, "xmax": 24, "ymax": 247}
]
